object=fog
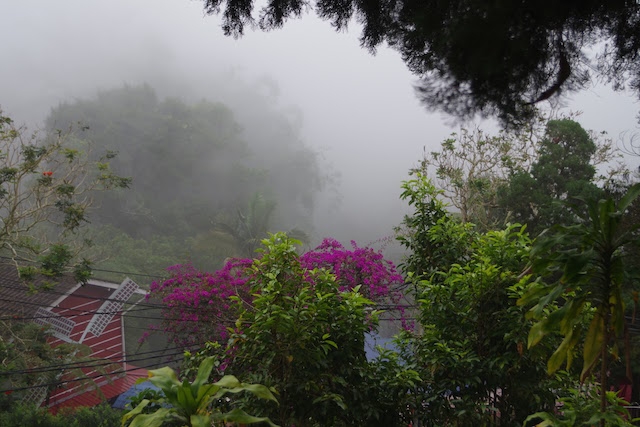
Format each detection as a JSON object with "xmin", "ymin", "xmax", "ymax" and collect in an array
[{"xmin": 3, "ymin": 0, "xmax": 640, "ymax": 252}]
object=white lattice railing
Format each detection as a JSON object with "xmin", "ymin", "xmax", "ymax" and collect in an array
[
  {"xmin": 21, "ymin": 377, "xmax": 48, "ymax": 407},
  {"xmin": 82, "ymin": 278, "xmax": 138, "ymax": 341},
  {"xmin": 33, "ymin": 307, "xmax": 76, "ymax": 342}
]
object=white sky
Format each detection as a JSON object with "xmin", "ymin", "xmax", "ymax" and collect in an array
[{"xmin": 2, "ymin": 0, "xmax": 639, "ymax": 244}]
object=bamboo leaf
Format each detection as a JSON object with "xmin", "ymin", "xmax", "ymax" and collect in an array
[
  {"xmin": 581, "ymin": 312, "xmax": 605, "ymax": 382},
  {"xmin": 618, "ymin": 182, "xmax": 640, "ymax": 212},
  {"xmin": 548, "ymin": 329, "xmax": 577, "ymax": 374}
]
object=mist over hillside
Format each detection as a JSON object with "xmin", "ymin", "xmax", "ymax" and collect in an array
[{"xmin": 2, "ymin": 0, "xmax": 638, "ymax": 269}]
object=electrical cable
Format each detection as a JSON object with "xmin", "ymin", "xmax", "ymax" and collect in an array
[
  {"xmin": 0, "ymin": 356, "xmax": 184, "ymax": 394},
  {"xmin": 2, "ymin": 347, "xmax": 194, "ymax": 377},
  {"xmin": 0, "ymin": 255, "xmax": 165, "ymax": 281}
]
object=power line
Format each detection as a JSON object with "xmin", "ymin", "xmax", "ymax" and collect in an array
[
  {"xmin": 0, "ymin": 255, "xmax": 166, "ymax": 281},
  {"xmin": 2, "ymin": 341, "xmax": 188, "ymax": 374},
  {"xmin": 0, "ymin": 356, "xmax": 183, "ymax": 394},
  {"xmin": 0, "ymin": 299, "xmax": 235, "ymax": 324},
  {"xmin": 1, "ymin": 346, "xmax": 193, "ymax": 377},
  {"xmin": 0, "ymin": 281, "xmax": 414, "ymax": 321}
]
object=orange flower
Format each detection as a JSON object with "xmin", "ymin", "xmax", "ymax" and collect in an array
[{"xmin": 43, "ymin": 171, "xmax": 53, "ymax": 177}]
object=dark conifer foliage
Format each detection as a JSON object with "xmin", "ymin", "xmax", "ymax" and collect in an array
[{"xmin": 201, "ymin": 0, "xmax": 640, "ymax": 126}]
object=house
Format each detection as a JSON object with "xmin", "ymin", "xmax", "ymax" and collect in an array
[{"xmin": 0, "ymin": 264, "xmax": 155, "ymax": 412}]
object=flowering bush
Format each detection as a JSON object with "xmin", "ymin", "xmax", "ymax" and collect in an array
[
  {"xmin": 301, "ymin": 238, "xmax": 404, "ymax": 300},
  {"xmin": 146, "ymin": 260, "xmax": 252, "ymax": 348},
  {"xmin": 146, "ymin": 237, "xmax": 405, "ymax": 348}
]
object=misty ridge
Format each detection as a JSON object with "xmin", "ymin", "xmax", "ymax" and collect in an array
[
  {"xmin": 34, "ymin": 81, "xmax": 345, "ymax": 281},
  {"xmin": 2, "ymin": 0, "xmax": 638, "ymax": 286}
]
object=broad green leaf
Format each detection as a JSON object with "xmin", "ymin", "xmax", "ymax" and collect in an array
[
  {"xmin": 522, "ymin": 412, "xmax": 555, "ymax": 427},
  {"xmin": 234, "ymin": 383, "xmax": 279, "ymax": 402},
  {"xmin": 214, "ymin": 382, "xmax": 279, "ymax": 402},
  {"xmin": 196, "ymin": 383, "xmax": 220, "ymax": 409},
  {"xmin": 121, "ymin": 399, "xmax": 150, "ymax": 427},
  {"xmin": 611, "ymin": 292, "xmax": 626, "ymax": 337},
  {"xmin": 527, "ymin": 320, "xmax": 548, "ymax": 348},
  {"xmin": 618, "ymin": 182, "xmax": 640, "ymax": 213},
  {"xmin": 558, "ymin": 298, "xmax": 585, "ymax": 335},
  {"xmin": 212, "ymin": 375, "xmax": 242, "ymax": 388},
  {"xmin": 176, "ymin": 382, "xmax": 197, "ymax": 413},
  {"xmin": 127, "ymin": 407, "xmax": 173, "ymax": 427},
  {"xmin": 581, "ymin": 312, "xmax": 605, "ymax": 381},
  {"xmin": 565, "ymin": 326, "xmax": 582, "ymax": 370},
  {"xmin": 547, "ymin": 329, "xmax": 577, "ymax": 373},
  {"xmin": 190, "ymin": 413, "xmax": 212, "ymax": 427},
  {"xmin": 324, "ymin": 339, "xmax": 338, "ymax": 349},
  {"xmin": 147, "ymin": 366, "xmax": 180, "ymax": 394},
  {"xmin": 192, "ymin": 356, "xmax": 216, "ymax": 389}
]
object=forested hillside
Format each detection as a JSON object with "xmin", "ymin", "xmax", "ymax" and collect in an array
[{"xmin": 46, "ymin": 84, "xmax": 327, "ymax": 281}]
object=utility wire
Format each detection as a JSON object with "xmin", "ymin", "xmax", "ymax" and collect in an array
[
  {"xmin": 0, "ymin": 255, "xmax": 165, "ymax": 281},
  {"xmin": 0, "ymin": 356, "xmax": 183, "ymax": 394},
  {"xmin": 1, "ymin": 346, "xmax": 193, "ymax": 377},
  {"xmin": 0, "ymin": 294, "xmax": 238, "ymax": 323},
  {"xmin": 1, "ymin": 339, "xmax": 207, "ymax": 376}
]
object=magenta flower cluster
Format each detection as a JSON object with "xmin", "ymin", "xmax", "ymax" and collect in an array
[
  {"xmin": 146, "ymin": 260, "xmax": 252, "ymax": 348},
  {"xmin": 300, "ymin": 238, "xmax": 404, "ymax": 301},
  {"xmin": 146, "ymin": 238, "xmax": 405, "ymax": 347}
]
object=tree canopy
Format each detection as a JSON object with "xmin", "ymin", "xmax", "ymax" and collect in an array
[
  {"xmin": 498, "ymin": 119, "xmax": 605, "ymax": 235},
  {"xmin": 46, "ymin": 84, "xmax": 326, "ymax": 275},
  {"xmin": 199, "ymin": 0, "xmax": 640, "ymax": 125}
]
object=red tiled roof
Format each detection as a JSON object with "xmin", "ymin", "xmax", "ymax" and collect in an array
[
  {"xmin": 0, "ymin": 268, "xmax": 149, "ymax": 412},
  {"xmin": 49, "ymin": 366, "xmax": 148, "ymax": 414},
  {"xmin": 45, "ymin": 283, "xmax": 133, "ymax": 409},
  {"xmin": 0, "ymin": 263, "xmax": 79, "ymax": 317}
]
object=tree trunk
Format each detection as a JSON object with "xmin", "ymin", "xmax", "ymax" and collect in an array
[{"xmin": 600, "ymin": 344, "xmax": 607, "ymax": 427}]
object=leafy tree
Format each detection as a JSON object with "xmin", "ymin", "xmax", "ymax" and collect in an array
[
  {"xmin": 146, "ymin": 236, "xmax": 404, "ymax": 350},
  {"xmin": 524, "ymin": 386, "xmax": 636, "ymax": 427},
  {"xmin": 196, "ymin": 0, "xmax": 640, "ymax": 125},
  {"xmin": 395, "ymin": 174, "xmax": 560, "ymax": 426},
  {"xmin": 395, "ymin": 172, "xmax": 467, "ymax": 281},
  {"xmin": 416, "ymin": 124, "xmax": 538, "ymax": 230},
  {"xmin": 498, "ymin": 119, "xmax": 609, "ymax": 236},
  {"xmin": 0, "ymin": 320, "xmax": 122, "ymax": 411},
  {"xmin": 47, "ymin": 84, "xmax": 326, "ymax": 276},
  {"xmin": 519, "ymin": 183, "xmax": 640, "ymax": 425},
  {"xmin": 0, "ymin": 110, "xmax": 130, "ymax": 283},
  {"xmin": 46, "ymin": 85, "xmax": 255, "ymax": 240},
  {"xmin": 418, "ymin": 117, "xmax": 624, "ymax": 235},
  {"xmin": 226, "ymin": 233, "xmax": 390, "ymax": 426}
]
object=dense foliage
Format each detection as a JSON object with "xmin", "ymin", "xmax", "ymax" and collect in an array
[
  {"xmin": 151, "ymin": 234, "xmax": 416, "ymax": 426},
  {"xmin": 417, "ymin": 117, "xmax": 623, "ymax": 237},
  {"xmin": 147, "ymin": 237, "xmax": 404, "ymax": 348},
  {"xmin": 395, "ymin": 174, "xmax": 561, "ymax": 426},
  {"xmin": 0, "ymin": 403, "xmax": 122, "ymax": 427},
  {"xmin": 225, "ymin": 234, "xmax": 377, "ymax": 426},
  {"xmin": 520, "ymin": 183, "xmax": 640, "ymax": 425},
  {"xmin": 416, "ymin": 124, "xmax": 537, "ymax": 230},
  {"xmin": 198, "ymin": 0, "xmax": 640, "ymax": 125},
  {"xmin": 0, "ymin": 110, "xmax": 130, "ymax": 283},
  {"xmin": 123, "ymin": 357, "xmax": 278, "ymax": 427},
  {"xmin": 498, "ymin": 119, "xmax": 606, "ymax": 236},
  {"xmin": 45, "ymin": 84, "xmax": 326, "ymax": 277}
]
